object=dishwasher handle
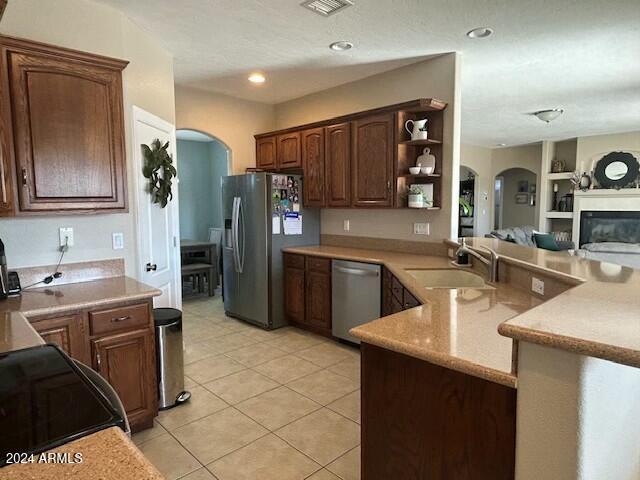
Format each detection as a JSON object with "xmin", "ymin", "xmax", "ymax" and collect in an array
[{"xmin": 334, "ymin": 266, "xmax": 380, "ymax": 277}]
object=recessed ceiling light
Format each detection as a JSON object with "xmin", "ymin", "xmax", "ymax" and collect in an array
[
  {"xmin": 534, "ymin": 109, "xmax": 564, "ymax": 123},
  {"xmin": 248, "ymin": 73, "xmax": 266, "ymax": 84},
  {"xmin": 329, "ymin": 41, "xmax": 353, "ymax": 52},
  {"xmin": 466, "ymin": 27, "xmax": 494, "ymax": 39},
  {"xmin": 496, "ymin": 143, "xmax": 506, "ymax": 147}
]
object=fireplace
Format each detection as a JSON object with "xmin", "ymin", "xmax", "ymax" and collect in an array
[{"xmin": 579, "ymin": 211, "xmax": 640, "ymax": 247}]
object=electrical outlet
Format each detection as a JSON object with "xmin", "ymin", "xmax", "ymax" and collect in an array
[
  {"xmin": 343, "ymin": 220, "xmax": 350, "ymax": 232},
  {"xmin": 413, "ymin": 222, "xmax": 430, "ymax": 235},
  {"xmin": 59, "ymin": 227, "xmax": 74, "ymax": 247},
  {"xmin": 112, "ymin": 232, "xmax": 124, "ymax": 250},
  {"xmin": 531, "ymin": 277, "xmax": 545, "ymax": 296}
]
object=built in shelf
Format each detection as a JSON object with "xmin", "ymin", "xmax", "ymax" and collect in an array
[
  {"xmin": 547, "ymin": 172, "xmax": 575, "ymax": 181},
  {"xmin": 399, "ymin": 139, "xmax": 442, "ymax": 146},
  {"xmin": 400, "ymin": 173, "xmax": 441, "ymax": 178},
  {"xmin": 545, "ymin": 211, "xmax": 574, "ymax": 219},
  {"xmin": 408, "ymin": 206, "xmax": 441, "ymax": 211}
]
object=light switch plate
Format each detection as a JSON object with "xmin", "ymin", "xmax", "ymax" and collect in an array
[
  {"xmin": 59, "ymin": 227, "xmax": 74, "ymax": 247},
  {"xmin": 343, "ymin": 220, "xmax": 350, "ymax": 232},
  {"xmin": 413, "ymin": 222, "xmax": 430, "ymax": 235},
  {"xmin": 112, "ymin": 232, "xmax": 124, "ymax": 250},
  {"xmin": 531, "ymin": 277, "xmax": 545, "ymax": 296}
]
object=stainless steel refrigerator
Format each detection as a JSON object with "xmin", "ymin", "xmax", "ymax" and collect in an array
[{"xmin": 221, "ymin": 173, "xmax": 320, "ymax": 329}]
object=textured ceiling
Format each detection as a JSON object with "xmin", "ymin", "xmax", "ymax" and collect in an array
[{"xmin": 97, "ymin": 0, "xmax": 640, "ymax": 146}]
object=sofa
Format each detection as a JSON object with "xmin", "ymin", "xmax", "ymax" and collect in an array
[{"xmin": 486, "ymin": 225, "xmax": 575, "ymax": 251}]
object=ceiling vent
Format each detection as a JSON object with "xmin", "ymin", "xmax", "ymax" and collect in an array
[{"xmin": 301, "ymin": 0, "xmax": 353, "ymax": 17}]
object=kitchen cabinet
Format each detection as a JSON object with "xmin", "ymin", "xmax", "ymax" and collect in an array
[
  {"xmin": 0, "ymin": 35, "xmax": 128, "ymax": 213},
  {"xmin": 302, "ymin": 128, "xmax": 325, "ymax": 207},
  {"xmin": 277, "ymin": 131, "xmax": 302, "ymax": 169},
  {"xmin": 0, "ymin": 120, "xmax": 13, "ymax": 216},
  {"xmin": 92, "ymin": 328, "xmax": 156, "ymax": 431},
  {"xmin": 382, "ymin": 267, "xmax": 421, "ymax": 316},
  {"xmin": 304, "ymin": 256, "xmax": 331, "ymax": 332},
  {"xmin": 351, "ymin": 113, "xmax": 394, "ymax": 207},
  {"xmin": 362, "ymin": 343, "xmax": 516, "ymax": 479},
  {"xmin": 283, "ymin": 253, "xmax": 306, "ymax": 324},
  {"xmin": 283, "ymin": 253, "xmax": 332, "ymax": 337},
  {"xmin": 256, "ymin": 135, "xmax": 277, "ymax": 170},
  {"xmin": 31, "ymin": 313, "xmax": 90, "ymax": 365},
  {"xmin": 26, "ymin": 299, "xmax": 157, "ymax": 432},
  {"xmin": 325, "ymin": 123, "xmax": 351, "ymax": 207}
]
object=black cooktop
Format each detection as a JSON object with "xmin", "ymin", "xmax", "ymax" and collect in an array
[{"xmin": 0, "ymin": 345, "xmax": 125, "ymax": 466}]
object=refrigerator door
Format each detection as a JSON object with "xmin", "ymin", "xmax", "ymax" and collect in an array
[
  {"xmin": 223, "ymin": 174, "xmax": 270, "ymax": 327},
  {"xmin": 222, "ymin": 176, "xmax": 240, "ymax": 315}
]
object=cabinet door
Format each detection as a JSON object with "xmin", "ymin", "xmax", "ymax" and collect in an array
[
  {"xmin": 305, "ymin": 259, "xmax": 331, "ymax": 331},
  {"xmin": 92, "ymin": 329, "xmax": 156, "ymax": 429},
  {"xmin": 381, "ymin": 269, "xmax": 393, "ymax": 316},
  {"xmin": 325, "ymin": 123, "xmax": 351, "ymax": 207},
  {"xmin": 0, "ymin": 119, "xmax": 14, "ymax": 216},
  {"xmin": 301, "ymin": 128, "xmax": 325, "ymax": 207},
  {"xmin": 277, "ymin": 132, "xmax": 301, "ymax": 169},
  {"xmin": 31, "ymin": 314, "xmax": 89, "ymax": 364},
  {"xmin": 256, "ymin": 136, "xmax": 277, "ymax": 170},
  {"xmin": 284, "ymin": 254, "xmax": 305, "ymax": 323},
  {"xmin": 4, "ymin": 40, "xmax": 127, "ymax": 212},
  {"xmin": 351, "ymin": 114, "xmax": 394, "ymax": 207}
]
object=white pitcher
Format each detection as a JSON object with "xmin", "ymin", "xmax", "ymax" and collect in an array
[{"xmin": 405, "ymin": 119, "xmax": 428, "ymax": 140}]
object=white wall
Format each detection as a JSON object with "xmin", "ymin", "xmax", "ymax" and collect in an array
[
  {"xmin": 275, "ymin": 53, "xmax": 462, "ymax": 242},
  {"xmin": 0, "ymin": 0, "xmax": 175, "ymax": 275},
  {"xmin": 460, "ymin": 144, "xmax": 493, "ymax": 236},
  {"xmin": 175, "ymin": 86, "xmax": 275, "ymax": 175},
  {"xmin": 576, "ymin": 130, "xmax": 640, "ymax": 173},
  {"xmin": 516, "ymin": 342, "xmax": 640, "ymax": 480}
]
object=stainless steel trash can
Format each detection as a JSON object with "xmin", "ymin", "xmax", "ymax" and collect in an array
[{"xmin": 153, "ymin": 308, "xmax": 191, "ymax": 410}]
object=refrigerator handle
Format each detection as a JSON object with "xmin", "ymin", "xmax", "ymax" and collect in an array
[
  {"xmin": 232, "ymin": 197, "xmax": 240, "ymax": 273},
  {"xmin": 238, "ymin": 197, "xmax": 246, "ymax": 273}
]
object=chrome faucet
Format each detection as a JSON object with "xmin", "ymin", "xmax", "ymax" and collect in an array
[{"xmin": 456, "ymin": 240, "xmax": 500, "ymax": 283}]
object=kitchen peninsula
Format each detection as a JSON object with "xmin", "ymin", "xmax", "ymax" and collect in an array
[{"xmin": 284, "ymin": 237, "xmax": 640, "ymax": 480}]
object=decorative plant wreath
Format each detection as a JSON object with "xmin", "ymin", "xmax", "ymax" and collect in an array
[{"xmin": 142, "ymin": 139, "xmax": 177, "ymax": 208}]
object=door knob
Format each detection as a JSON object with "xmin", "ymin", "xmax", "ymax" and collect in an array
[{"xmin": 145, "ymin": 263, "xmax": 157, "ymax": 272}]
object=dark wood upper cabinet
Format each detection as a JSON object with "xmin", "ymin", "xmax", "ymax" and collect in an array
[
  {"xmin": 301, "ymin": 128, "xmax": 325, "ymax": 207},
  {"xmin": 351, "ymin": 113, "xmax": 394, "ymax": 207},
  {"xmin": 0, "ymin": 36, "xmax": 128, "ymax": 213},
  {"xmin": 325, "ymin": 123, "xmax": 351, "ymax": 207},
  {"xmin": 0, "ymin": 122, "xmax": 14, "ymax": 216},
  {"xmin": 256, "ymin": 136, "xmax": 277, "ymax": 170},
  {"xmin": 277, "ymin": 131, "xmax": 301, "ymax": 169}
]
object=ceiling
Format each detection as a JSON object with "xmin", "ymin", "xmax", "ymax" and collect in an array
[{"xmin": 98, "ymin": 0, "xmax": 640, "ymax": 146}]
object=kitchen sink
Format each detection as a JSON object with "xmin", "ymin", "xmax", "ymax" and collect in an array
[{"xmin": 404, "ymin": 269, "xmax": 493, "ymax": 289}]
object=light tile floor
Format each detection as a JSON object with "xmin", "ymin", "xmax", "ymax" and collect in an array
[{"xmin": 134, "ymin": 295, "xmax": 361, "ymax": 480}]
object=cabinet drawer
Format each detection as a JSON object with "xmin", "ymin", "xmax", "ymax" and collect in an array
[
  {"xmin": 391, "ymin": 276, "xmax": 403, "ymax": 302},
  {"xmin": 306, "ymin": 256, "xmax": 331, "ymax": 273},
  {"xmin": 284, "ymin": 253, "xmax": 305, "ymax": 269},
  {"xmin": 403, "ymin": 289, "xmax": 420, "ymax": 309},
  {"xmin": 89, "ymin": 303, "xmax": 149, "ymax": 336}
]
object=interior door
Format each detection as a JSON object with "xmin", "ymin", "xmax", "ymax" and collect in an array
[{"xmin": 132, "ymin": 106, "xmax": 181, "ymax": 309}]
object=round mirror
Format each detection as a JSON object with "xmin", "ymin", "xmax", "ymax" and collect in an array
[
  {"xmin": 593, "ymin": 152, "xmax": 639, "ymax": 189},
  {"xmin": 604, "ymin": 161, "xmax": 628, "ymax": 180}
]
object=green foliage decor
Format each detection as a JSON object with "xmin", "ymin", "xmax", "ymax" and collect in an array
[{"xmin": 142, "ymin": 139, "xmax": 177, "ymax": 208}]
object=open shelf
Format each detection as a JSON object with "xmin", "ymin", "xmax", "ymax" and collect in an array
[
  {"xmin": 545, "ymin": 211, "xmax": 574, "ymax": 219},
  {"xmin": 398, "ymin": 139, "xmax": 442, "ymax": 146},
  {"xmin": 547, "ymin": 172, "xmax": 575, "ymax": 181},
  {"xmin": 407, "ymin": 206, "xmax": 441, "ymax": 211},
  {"xmin": 398, "ymin": 173, "xmax": 441, "ymax": 179}
]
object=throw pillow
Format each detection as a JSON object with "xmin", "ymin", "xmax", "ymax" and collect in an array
[{"xmin": 534, "ymin": 232, "xmax": 561, "ymax": 251}]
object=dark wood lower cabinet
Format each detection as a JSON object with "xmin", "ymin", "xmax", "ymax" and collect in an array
[
  {"xmin": 361, "ymin": 343, "xmax": 516, "ymax": 480},
  {"xmin": 92, "ymin": 328, "xmax": 156, "ymax": 431},
  {"xmin": 28, "ymin": 299, "xmax": 158, "ymax": 433},
  {"xmin": 283, "ymin": 252, "xmax": 332, "ymax": 337},
  {"xmin": 382, "ymin": 267, "xmax": 421, "ymax": 316}
]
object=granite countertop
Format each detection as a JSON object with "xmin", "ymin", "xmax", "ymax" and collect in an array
[
  {"xmin": 0, "ymin": 276, "xmax": 161, "ymax": 317},
  {"xmin": 283, "ymin": 245, "xmax": 541, "ymax": 388},
  {"xmin": 2, "ymin": 427, "xmax": 163, "ymax": 480},
  {"xmin": 0, "ymin": 311, "xmax": 45, "ymax": 353}
]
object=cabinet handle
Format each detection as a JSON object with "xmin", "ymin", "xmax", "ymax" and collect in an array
[
  {"xmin": 96, "ymin": 352, "xmax": 102, "ymax": 371},
  {"xmin": 21, "ymin": 168, "xmax": 27, "ymax": 186},
  {"xmin": 145, "ymin": 263, "xmax": 157, "ymax": 272},
  {"xmin": 112, "ymin": 315, "xmax": 131, "ymax": 323},
  {"xmin": 387, "ymin": 180, "xmax": 391, "ymax": 191}
]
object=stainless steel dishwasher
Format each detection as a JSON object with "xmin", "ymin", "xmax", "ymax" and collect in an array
[{"xmin": 332, "ymin": 260, "xmax": 381, "ymax": 343}]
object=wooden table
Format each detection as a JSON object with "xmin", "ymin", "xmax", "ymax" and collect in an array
[{"xmin": 180, "ymin": 240, "xmax": 218, "ymax": 297}]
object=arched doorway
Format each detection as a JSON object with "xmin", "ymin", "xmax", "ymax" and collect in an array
[
  {"xmin": 176, "ymin": 129, "xmax": 230, "ymax": 241},
  {"xmin": 459, "ymin": 165, "xmax": 478, "ymax": 237},
  {"xmin": 493, "ymin": 167, "xmax": 537, "ymax": 230},
  {"xmin": 176, "ymin": 129, "xmax": 230, "ymax": 299}
]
